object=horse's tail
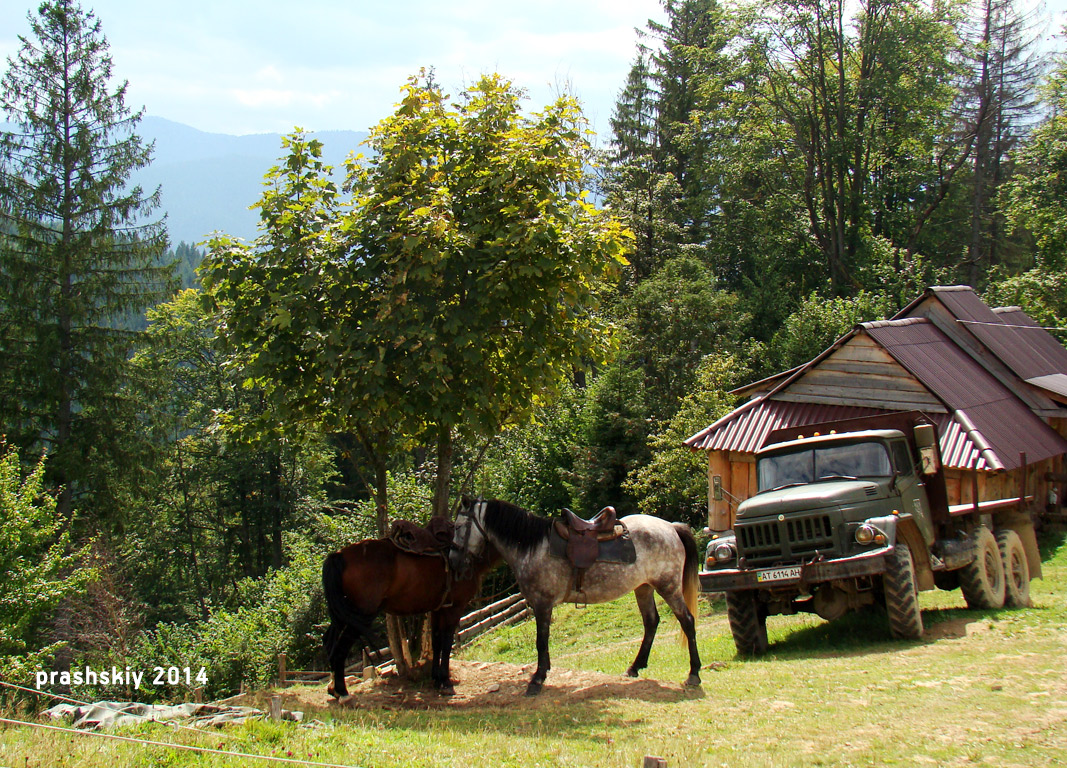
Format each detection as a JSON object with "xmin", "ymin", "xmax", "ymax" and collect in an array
[
  {"xmin": 673, "ymin": 522, "xmax": 700, "ymax": 632},
  {"xmin": 322, "ymin": 550, "xmax": 378, "ymax": 645}
]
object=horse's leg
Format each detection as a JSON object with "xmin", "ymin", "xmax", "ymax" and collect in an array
[
  {"xmin": 660, "ymin": 588, "xmax": 702, "ymax": 687},
  {"xmin": 526, "ymin": 603, "xmax": 553, "ymax": 696},
  {"xmin": 626, "ymin": 584, "xmax": 660, "ymax": 678},
  {"xmin": 435, "ymin": 616, "xmax": 458, "ymax": 696},
  {"xmin": 324, "ymin": 621, "xmax": 358, "ymax": 698}
]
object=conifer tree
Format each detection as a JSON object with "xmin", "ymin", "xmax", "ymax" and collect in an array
[{"xmin": 0, "ymin": 0, "xmax": 171, "ymax": 518}]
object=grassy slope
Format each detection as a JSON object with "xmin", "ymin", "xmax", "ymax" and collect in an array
[{"xmin": 2, "ymin": 533, "xmax": 1065, "ymax": 767}]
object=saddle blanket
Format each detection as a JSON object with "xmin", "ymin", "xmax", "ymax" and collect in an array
[{"xmin": 548, "ymin": 521, "xmax": 637, "ymax": 565}]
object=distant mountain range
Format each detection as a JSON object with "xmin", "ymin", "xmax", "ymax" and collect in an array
[{"xmin": 133, "ymin": 117, "xmax": 368, "ymax": 248}]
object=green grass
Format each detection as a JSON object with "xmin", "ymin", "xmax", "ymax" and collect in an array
[{"xmin": 3, "ymin": 533, "xmax": 1066, "ymax": 767}]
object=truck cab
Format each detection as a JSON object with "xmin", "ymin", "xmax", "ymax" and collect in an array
[{"xmin": 699, "ymin": 414, "xmax": 1039, "ymax": 656}]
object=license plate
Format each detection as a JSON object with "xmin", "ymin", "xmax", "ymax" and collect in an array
[{"xmin": 756, "ymin": 566, "xmax": 802, "ymax": 583}]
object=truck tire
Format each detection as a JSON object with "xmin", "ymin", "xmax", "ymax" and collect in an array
[
  {"xmin": 884, "ymin": 545, "xmax": 924, "ymax": 640},
  {"xmin": 959, "ymin": 526, "xmax": 1006, "ymax": 610},
  {"xmin": 726, "ymin": 590, "xmax": 768, "ymax": 657},
  {"xmin": 995, "ymin": 529, "xmax": 1031, "ymax": 608}
]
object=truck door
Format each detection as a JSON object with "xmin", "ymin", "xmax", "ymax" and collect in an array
[{"xmin": 890, "ymin": 439, "xmax": 934, "ymax": 544}]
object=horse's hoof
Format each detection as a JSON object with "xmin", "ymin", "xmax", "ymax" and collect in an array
[
  {"xmin": 625, "ymin": 667, "xmax": 639, "ymax": 678},
  {"xmin": 525, "ymin": 681, "xmax": 543, "ymax": 696},
  {"xmin": 437, "ymin": 684, "xmax": 456, "ymax": 697},
  {"xmin": 327, "ymin": 685, "xmax": 344, "ymax": 700},
  {"xmin": 684, "ymin": 674, "xmax": 702, "ymax": 687}
]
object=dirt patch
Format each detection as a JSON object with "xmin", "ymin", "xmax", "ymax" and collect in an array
[{"xmin": 260, "ymin": 660, "xmax": 706, "ymax": 712}]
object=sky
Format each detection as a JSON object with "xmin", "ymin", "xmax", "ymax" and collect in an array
[
  {"xmin": 0, "ymin": 0, "xmax": 666, "ymax": 138},
  {"xmin": 1, "ymin": 0, "xmax": 1066, "ymax": 140}
]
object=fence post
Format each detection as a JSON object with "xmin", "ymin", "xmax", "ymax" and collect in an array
[
  {"xmin": 642, "ymin": 757, "xmax": 667, "ymax": 768},
  {"xmin": 278, "ymin": 653, "xmax": 287, "ymax": 688}
]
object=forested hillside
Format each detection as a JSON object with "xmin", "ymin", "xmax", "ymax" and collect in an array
[{"xmin": 2, "ymin": 0, "xmax": 1065, "ymax": 697}]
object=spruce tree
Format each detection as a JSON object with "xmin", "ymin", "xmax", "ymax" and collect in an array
[{"xmin": 0, "ymin": 0, "xmax": 171, "ymax": 518}]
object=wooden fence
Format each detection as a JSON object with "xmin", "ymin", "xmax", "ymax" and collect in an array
[{"xmin": 278, "ymin": 593, "xmax": 530, "ymax": 687}]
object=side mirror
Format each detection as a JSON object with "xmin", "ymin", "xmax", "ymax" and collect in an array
[
  {"xmin": 914, "ymin": 423, "xmax": 935, "ymax": 448},
  {"xmin": 712, "ymin": 475, "xmax": 724, "ymax": 501}
]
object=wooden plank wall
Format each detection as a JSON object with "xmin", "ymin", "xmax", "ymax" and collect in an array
[
  {"xmin": 775, "ymin": 336, "xmax": 947, "ymax": 412},
  {"xmin": 707, "ymin": 450, "xmax": 755, "ymax": 531}
]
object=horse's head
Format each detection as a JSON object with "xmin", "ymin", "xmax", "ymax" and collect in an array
[{"xmin": 450, "ymin": 497, "xmax": 489, "ymax": 579}]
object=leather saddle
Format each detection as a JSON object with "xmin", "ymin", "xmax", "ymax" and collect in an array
[
  {"xmin": 553, "ymin": 507, "xmax": 624, "ymax": 599},
  {"xmin": 388, "ymin": 517, "xmax": 454, "ymax": 555}
]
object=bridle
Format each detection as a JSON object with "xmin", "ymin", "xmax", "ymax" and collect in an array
[{"xmin": 453, "ymin": 498, "xmax": 488, "ymax": 572}]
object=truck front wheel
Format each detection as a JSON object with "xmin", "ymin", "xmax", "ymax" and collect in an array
[
  {"xmin": 996, "ymin": 529, "xmax": 1031, "ymax": 608},
  {"xmin": 884, "ymin": 545, "xmax": 924, "ymax": 640},
  {"xmin": 960, "ymin": 526, "xmax": 1006, "ymax": 610},
  {"xmin": 726, "ymin": 590, "xmax": 768, "ymax": 657}
]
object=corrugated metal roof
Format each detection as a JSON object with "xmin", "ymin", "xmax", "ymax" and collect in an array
[
  {"xmin": 685, "ymin": 397, "xmax": 998, "ymax": 471},
  {"xmin": 686, "ymin": 398, "xmax": 882, "ymax": 452},
  {"xmin": 907, "ymin": 286, "xmax": 1067, "ymax": 382},
  {"xmin": 1027, "ymin": 374, "xmax": 1067, "ymax": 399},
  {"xmin": 685, "ymin": 310, "xmax": 1067, "ymax": 471},
  {"xmin": 864, "ymin": 319, "xmax": 1065, "ymax": 470}
]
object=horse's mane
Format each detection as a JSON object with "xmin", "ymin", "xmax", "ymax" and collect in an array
[{"xmin": 482, "ymin": 499, "xmax": 552, "ymax": 553}]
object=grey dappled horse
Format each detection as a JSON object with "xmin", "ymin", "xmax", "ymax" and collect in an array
[{"xmin": 449, "ymin": 498, "xmax": 702, "ymax": 696}]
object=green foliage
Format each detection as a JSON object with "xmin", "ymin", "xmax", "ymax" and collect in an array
[
  {"xmin": 126, "ymin": 289, "xmax": 334, "ymax": 622},
  {"xmin": 568, "ymin": 362, "xmax": 650, "ymax": 514},
  {"xmin": 1004, "ymin": 35, "xmax": 1067, "ymax": 274},
  {"xmin": 766, "ymin": 290, "xmax": 893, "ymax": 374},
  {"xmin": 0, "ymin": 446, "xmax": 93, "ymax": 682},
  {"xmin": 625, "ymin": 353, "xmax": 752, "ymax": 526},
  {"xmin": 984, "ymin": 269, "xmax": 1067, "ymax": 343},
  {"xmin": 626, "ymin": 256, "xmax": 747, "ymax": 420},
  {"xmin": 350, "ymin": 72, "xmax": 631, "ymax": 440},
  {"xmin": 756, "ymin": 0, "xmax": 967, "ymax": 292},
  {"xmin": 203, "ymin": 73, "xmax": 631, "ymax": 530},
  {"xmin": 474, "ymin": 382, "xmax": 584, "ymax": 515},
  {"xmin": 0, "ymin": 0, "xmax": 173, "ymax": 519}
]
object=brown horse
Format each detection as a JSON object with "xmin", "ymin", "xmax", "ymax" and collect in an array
[{"xmin": 322, "ymin": 536, "xmax": 500, "ymax": 696}]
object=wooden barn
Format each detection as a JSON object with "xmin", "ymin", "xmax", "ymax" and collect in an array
[{"xmin": 687, "ymin": 286, "xmax": 1067, "ymax": 532}]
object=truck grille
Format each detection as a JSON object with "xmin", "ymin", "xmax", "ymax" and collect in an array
[{"xmin": 738, "ymin": 514, "xmax": 835, "ymax": 566}]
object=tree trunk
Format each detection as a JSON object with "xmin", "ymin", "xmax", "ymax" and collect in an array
[{"xmin": 432, "ymin": 424, "xmax": 453, "ymax": 519}]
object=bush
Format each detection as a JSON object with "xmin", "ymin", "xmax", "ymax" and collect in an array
[{"xmin": 0, "ymin": 445, "xmax": 93, "ymax": 685}]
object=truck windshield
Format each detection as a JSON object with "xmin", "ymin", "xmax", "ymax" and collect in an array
[{"xmin": 758, "ymin": 441, "xmax": 893, "ymax": 491}]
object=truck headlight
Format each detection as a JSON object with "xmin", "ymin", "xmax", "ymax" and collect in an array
[
  {"xmin": 712, "ymin": 541, "xmax": 737, "ymax": 563},
  {"xmin": 855, "ymin": 524, "xmax": 887, "ymax": 546}
]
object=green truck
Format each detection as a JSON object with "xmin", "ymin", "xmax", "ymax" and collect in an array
[{"xmin": 699, "ymin": 412, "xmax": 1041, "ymax": 655}]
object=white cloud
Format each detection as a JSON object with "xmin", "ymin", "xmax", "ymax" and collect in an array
[{"xmin": 0, "ymin": 0, "xmax": 663, "ymax": 136}]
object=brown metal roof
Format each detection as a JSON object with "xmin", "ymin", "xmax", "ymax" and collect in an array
[
  {"xmin": 900, "ymin": 286, "xmax": 1067, "ymax": 385},
  {"xmin": 686, "ymin": 312, "xmax": 1067, "ymax": 471},
  {"xmin": 685, "ymin": 396, "xmax": 1005, "ymax": 471},
  {"xmin": 685, "ymin": 399, "xmax": 882, "ymax": 453}
]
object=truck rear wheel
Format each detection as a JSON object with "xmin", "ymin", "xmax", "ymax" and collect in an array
[
  {"xmin": 995, "ymin": 529, "xmax": 1031, "ymax": 608},
  {"xmin": 726, "ymin": 590, "xmax": 768, "ymax": 657},
  {"xmin": 884, "ymin": 545, "xmax": 924, "ymax": 640},
  {"xmin": 960, "ymin": 526, "xmax": 1006, "ymax": 609}
]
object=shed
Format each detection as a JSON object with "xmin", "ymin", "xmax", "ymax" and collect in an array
[{"xmin": 687, "ymin": 287, "xmax": 1067, "ymax": 531}]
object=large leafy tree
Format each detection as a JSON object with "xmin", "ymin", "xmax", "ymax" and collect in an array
[
  {"xmin": 961, "ymin": 0, "xmax": 1044, "ymax": 285},
  {"xmin": 351, "ymin": 73, "xmax": 631, "ymax": 517},
  {"xmin": 203, "ymin": 75, "xmax": 630, "ymax": 524},
  {"xmin": 759, "ymin": 0, "xmax": 969, "ymax": 293},
  {"xmin": 0, "ymin": 0, "xmax": 171, "ymax": 518},
  {"xmin": 1004, "ymin": 32, "xmax": 1067, "ymax": 275}
]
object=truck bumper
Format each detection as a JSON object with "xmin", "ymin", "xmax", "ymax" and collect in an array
[{"xmin": 699, "ymin": 546, "xmax": 892, "ymax": 593}]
